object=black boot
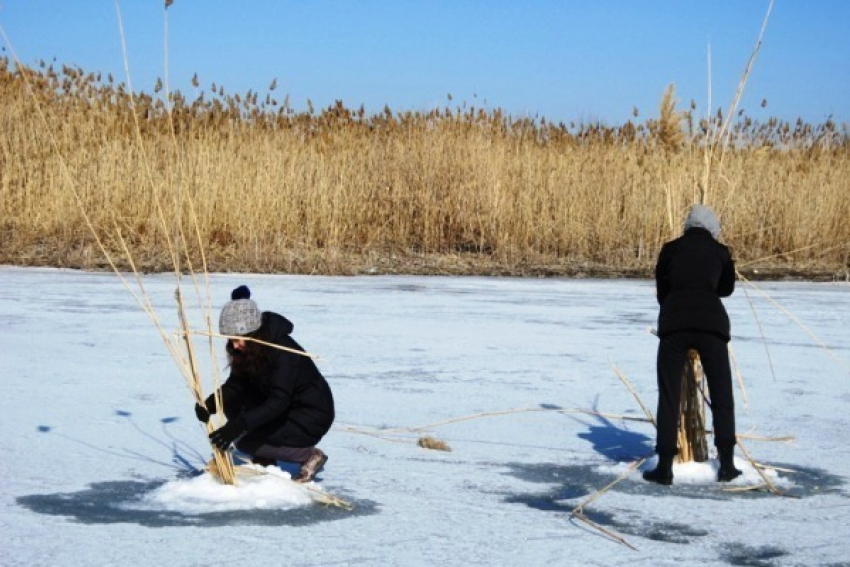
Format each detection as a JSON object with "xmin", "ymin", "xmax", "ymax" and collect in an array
[
  {"xmin": 643, "ymin": 454, "xmax": 674, "ymax": 486},
  {"xmin": 717, "ymin": 445, "xmax": 742, "ymax": 482}
]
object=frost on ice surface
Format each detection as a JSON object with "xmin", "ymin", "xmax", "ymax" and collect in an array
[{"xmin": 4, "ymin": 268, "xmax": 849, "ymax": 565}]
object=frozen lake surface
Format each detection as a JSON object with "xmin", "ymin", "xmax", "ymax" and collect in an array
[{"xmin": 2, "ymin": 266, "xmax": 849, "ymax": 566}]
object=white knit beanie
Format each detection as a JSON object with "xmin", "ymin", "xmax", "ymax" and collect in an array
[
  {"xmin": 684, "ymin": 204, "xmax": 721, "ymax": 240},
  {"xmin": 219, "ymin": 285, "xmax": 262, "ymax": 336}
]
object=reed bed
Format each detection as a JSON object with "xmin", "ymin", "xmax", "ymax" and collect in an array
[{"xmin": 2, "ymin": 57, "xmax": 848, "ymax": 278}]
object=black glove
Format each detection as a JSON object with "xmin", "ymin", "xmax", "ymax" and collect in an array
[
  {"xmin": 194, "ymin": 403, "xmax": 210, "ymax": 423},
  {"xmin": 194, "ymin": 394, "xmax": 219, "ymax": 423},
  {"xmin": 209, "ymin": 417, "xmax": 246, "ymax": 451}
]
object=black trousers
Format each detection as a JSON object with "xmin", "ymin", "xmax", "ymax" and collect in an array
[
  {"xmin": 655, "ymin": 331, "xmax": 737, "ymax": 456},
  {"xmin": 236, "ymin": 442, "xmax": 315, "ymax": 464}
]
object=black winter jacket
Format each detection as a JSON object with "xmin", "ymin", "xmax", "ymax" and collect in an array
[
  {"xmin": 655, "ymin": 227, "xmax": 735, "ymax": 340},
  {"xmin": 216, "ymin": 311, "xmax": 335, "ymax": 449}
]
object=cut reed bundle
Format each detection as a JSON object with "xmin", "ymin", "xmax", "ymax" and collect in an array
[
  {"xmin": 676, "ymin": 350, "xmax": 708, "ymax": 464},
  {"xmin": 417, "ymin": 436, "xmax": 452, "ymax": 452}
]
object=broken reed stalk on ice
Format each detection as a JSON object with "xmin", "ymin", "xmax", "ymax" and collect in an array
[
  {"xmin": 336, "ymin": 406, "xmax": 652, "ymax": 450},
  {"xmin": 738, "ymin": 273, "xmax": 850, "ymax": 374},
  {"xmin": 571, "ymin": 455, "xmax": 651, "ymax": 551},
  {"xmin": 231, "ymin": 457, "xmax": 354, "ymax": 510},
  {"xmin": 611, "ymin": 363, "xmax": 656, "ymax": 427}
]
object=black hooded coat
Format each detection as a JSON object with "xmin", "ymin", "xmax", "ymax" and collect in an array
[
  {"xmin": 214, "ymin": 312, "xmax": 335, "ymax": 451},
  {"xmin": 655, "ymin": 227, "xmax": 735, "ymax": 340},
  {"xmin": 652, "ymin": 220, "xmax": 738, "ymax": 455}
]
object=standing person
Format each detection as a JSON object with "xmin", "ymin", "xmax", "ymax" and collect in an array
[
  {"xmin": 643, "ymin": 204, "xmax": 742, "ymax": 485},
  {"xmin": 194, "ymin": 285, "xmax": 335, "ymax": 483}
]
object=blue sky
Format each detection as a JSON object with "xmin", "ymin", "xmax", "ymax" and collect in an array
[{"xmin": 1, "ymin": 1, "xmax": 848, "ymax": 125}]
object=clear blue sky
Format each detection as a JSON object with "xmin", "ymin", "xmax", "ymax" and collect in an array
[{"xmin": 2, "ymin": 1, "xmax": 848, "ymax": 125}]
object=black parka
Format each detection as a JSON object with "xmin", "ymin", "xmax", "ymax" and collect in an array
[
  {"xmin": 655, "ymin": 227, "xmax": 735, "ymax": 340},
  {"xmin": 216, "ymin": 312, "xmax": 335, "ymax": 450}
]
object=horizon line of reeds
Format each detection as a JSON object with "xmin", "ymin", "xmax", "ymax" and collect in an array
[{"xmin": 2, "ymin": 55, "xmax": 848, "ymax": 278}]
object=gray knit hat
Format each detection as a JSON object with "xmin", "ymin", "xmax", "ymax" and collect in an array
[
  {"xmin": 684, "ymin": 204, "xmax": 721, "ymax": 240},
  {"xmin": 219, "ymin": 285, "xmax": 262, "ymax": 336}
]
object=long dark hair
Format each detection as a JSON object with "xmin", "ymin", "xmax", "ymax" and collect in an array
[{"xmin": 226, "ymin": 318, "xmax": 272, "ymax": 379}]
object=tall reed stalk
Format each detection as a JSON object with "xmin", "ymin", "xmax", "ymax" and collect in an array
[{"xmin": 1, "ymin": 3, "xmax": 847, "ymax": 280}]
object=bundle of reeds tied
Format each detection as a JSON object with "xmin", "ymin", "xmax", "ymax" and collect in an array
[
  {"xmin": 175, "ymin": 288, "xmax": 237, "ymax": 484},
  {"xmin": 676, "ymin": 350, "xmax": 709, "ymax": 463}
]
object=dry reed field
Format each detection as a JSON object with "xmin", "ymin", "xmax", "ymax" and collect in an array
[{"xmin": 1, "ymin": 57, "xmax": 848, "ymax": 278}]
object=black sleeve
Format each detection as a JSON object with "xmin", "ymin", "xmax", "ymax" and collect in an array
[
  {"xmin": 203, "ymin": 392, "xmax": 218, "ymax": 413},
  {"xmin": 717, "ymin": 247, "xmax": 736, "ymax": 297},
  {"xmin": 206, "ymin": 374, "xmax": 246, "ymax": 413},
  {"xmin": 654, "ymin": 242, "xmax": 674, "ymax": 305}
]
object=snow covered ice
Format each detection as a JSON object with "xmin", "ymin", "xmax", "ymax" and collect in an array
[{"xmin": 2, "ymin": 266, "xmax": 849, "ymax": 566}]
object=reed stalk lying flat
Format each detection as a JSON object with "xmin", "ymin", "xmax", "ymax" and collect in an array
[
  {"xmin": 738, "ymin": 274, "xmax": 849, "ymax": 373},
  {"xmin": 734, "ymin": 438, "xmax": 783, "ymax": 496},
  {"xmin": 736, "ymin": 273, "xmax": 777, "ymax": 387},
  {"xmin": 344, "ymin": 406, "xmax": 651, "ymax": 437},
  {"xmin": 570, "ymin": 455, "xmax": 649, "ymax": 551},
  {"xmin": 610, "ymin": 364, "xmax": 656, "ymax": 428},
  {"xmin": 231, "ymin": 458, "xmax": 353, "ymax": 510},
  {"xmin": 736, "ymin": 434, "xmax": 794, "ymax": 443}
]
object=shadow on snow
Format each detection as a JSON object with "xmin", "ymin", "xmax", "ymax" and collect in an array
[
  {"xmin": 495, "ymin": 411, "xmax": 847, "ymax": 561},
  {"xmin": 27, "ymin": 412, "xmax": 378, "ymax": 527},
  {"xmin": 16, "ymin": 478, "xmax": 378, "ymax": 528}
]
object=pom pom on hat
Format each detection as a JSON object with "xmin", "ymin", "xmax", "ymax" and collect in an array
[
  {"xmin": 220, "ymin": 285, "xmax": 262, "ymax": 336},
  {"xmin": 231, "ymin": 285, "xmax": 251, "ymax": 300}
]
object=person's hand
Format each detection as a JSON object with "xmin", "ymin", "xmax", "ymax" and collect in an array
[
  {"xmin": 209, "ymin": 417, "xmax": 245, "ymax": 450},
  {"xmin": 195, "ymin": 395, "xmax": 219, "ymax": 423},
  {"xmin": 194, "ymin": 403, "xmax": 210, "ymax": 423}
]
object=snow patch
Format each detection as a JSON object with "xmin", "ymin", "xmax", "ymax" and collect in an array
[
  {"xmin": 135, "ymin": 465, "xmax": 315, "ymax": 514},
  {"xmin": 597, "ymin": 457, "xmax": 794, "ymax": 490}
]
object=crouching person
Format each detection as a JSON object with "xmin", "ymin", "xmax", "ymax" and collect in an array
[{"xmin": 195, "ymin": 285, "xmax": 335, "ymax": 483}]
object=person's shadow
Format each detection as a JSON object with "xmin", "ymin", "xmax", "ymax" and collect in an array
[
  {"xmin": 21, "ymin": 410, "xmax": 376, "ymax": 526},
  {"xmin": 569, "ymin": 397, "xmax": 653, "ymax": 461}
]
